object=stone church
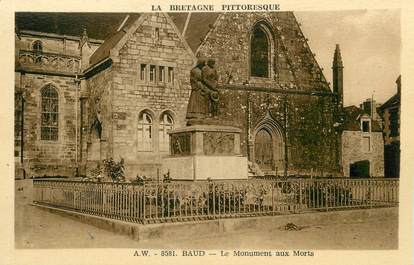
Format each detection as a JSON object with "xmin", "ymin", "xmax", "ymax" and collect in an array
[{"xmin": 15, "ymin": 12, "xmax": 342, "ymax": 179}]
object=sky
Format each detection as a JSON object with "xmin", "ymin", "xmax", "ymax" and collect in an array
[{"xmin": 295, "ymin": 9, "xmax": 400, "ymax": 107}]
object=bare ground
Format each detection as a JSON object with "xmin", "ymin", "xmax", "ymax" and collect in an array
[{"xmin": 15, "ymin": 187, "xmax": 398, "ymax": 250}]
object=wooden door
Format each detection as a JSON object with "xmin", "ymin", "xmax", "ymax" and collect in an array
[{"xmin": 254, "ymin": 129, "xmax": 274, "ymax": 171}]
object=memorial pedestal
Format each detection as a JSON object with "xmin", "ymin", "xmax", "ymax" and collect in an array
[{"xmin": 161, "ymin": 125, "xmax": 248, "ymax": 180}]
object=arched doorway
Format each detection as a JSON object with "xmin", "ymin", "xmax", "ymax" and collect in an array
[
  {"xmin": 252, "ymin": 112, "xmax": 285, "ymax": 174},
  {"xmin": 254, "ymin": 128, "xmax": 274, "ymax": 171}
]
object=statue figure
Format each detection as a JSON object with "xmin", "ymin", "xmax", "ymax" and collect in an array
[
  {"xmin": 202, "ymin": 59, "xmax": 219, "ymax": 117},
  {"xmin": 186, "ymin": 59, "xmax": 209, "ymax": 120},
  {"xmin": 186, "ymin": 58, "xmax": 220, "ymax": 121}
]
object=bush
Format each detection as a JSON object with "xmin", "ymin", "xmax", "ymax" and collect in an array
[
  {"xmin": 302, "ymin": 182, "xmax": 352, "ymax": 207},
  {"xmin": 103, "ymin": 157, "xmax": 125, "ymax": 182}
]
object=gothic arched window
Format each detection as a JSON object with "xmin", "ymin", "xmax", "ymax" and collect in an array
[
  {"xmin": 41, "ymin": 84, "xmax": 59, "ymax": 141},
  {"xmin": 159, "ymin": 112, "xmax": 174, "ymax": 152},
  {"xmin": 137, "ymin": 111, "xmax": 153, "ymax": 151},
  {"xmin": 251, "ymin": 24, "xmax": 270, "ymax": 78},
  {"xmin": 32, "ymin": 40, "xmax": 43, "ymax": 53}
]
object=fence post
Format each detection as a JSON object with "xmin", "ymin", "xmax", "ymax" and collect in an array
[
  {"xmin": 299, "ymin": 181, "xmax": 303, "ymax": 213},
  {"xmin": 325, "ymin": 184, "xmax": 329, "ymax": 212},
  {"xmin": 369, "ymin": 180, "xmax": 373, "ymax": 209},
  {"xmin": 213, "ymin": 183, "xmax": 216, "ymax": 218},
  {"xmin": 142, "ymin": 184, "xmax": 146, "ymax": 224},
  {"xmin": 271, "ymin": 183, "xmax": 274, "ymax": 215}
]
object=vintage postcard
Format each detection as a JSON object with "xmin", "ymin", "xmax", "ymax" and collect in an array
[{"xmin": 1, "ymin": 0, "xmax": 412, "ymax": 264}]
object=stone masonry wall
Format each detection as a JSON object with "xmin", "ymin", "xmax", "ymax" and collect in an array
[
  {"xmin": 197, "ymin": 12, "xmax": 339, "ymax": 175},
  {"xmin": 18, "ymin": 73, "xmax": 78, "ymax": 177},
  {"xmin": 342, "ymin": 131, "xmax": 384, "ymax": 177},
  {"xmin": 110, "ymin": 13, "xmax": 194, "ymax": 179},
  {"xmin": 84, "ymin": 66, "xmax": 114, "ymax": 175},
  {"xmin": 197, "ymin": 12, "xmax": 329, "ymax": 92}
]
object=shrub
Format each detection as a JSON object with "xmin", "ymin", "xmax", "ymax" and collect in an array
[{"xmin": 103, "ymin": 157, "xmax": 125, "ymax": 182}]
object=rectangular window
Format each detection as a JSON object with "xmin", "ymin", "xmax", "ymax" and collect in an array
[
  {"xmin": 362, "ymin": 120, "xmax": 370, "ymax": 132},
  {"xmin": 168, "ymin": 67, "xmax": 174, "ymax": 83},
  {"xmin": 149, "ymin": 65, "xmax": 156, "ymax": 83},
  {"xmin": 389, "ymin": 109, "xmax": 399, "ymax": 137},
  {"xmin": 140, "ymin": 64, "xmax": 146, "ymax": 81},
  {"xmin": 159, "ymin": 66, "xmax": 165, "ymax": 83},
  {"xmin": 362, "ymin": 136, "xmax": 371, "ymax": 152}
]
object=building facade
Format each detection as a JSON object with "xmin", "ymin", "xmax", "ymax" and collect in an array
[
  {"xmin": 378, "ymin": 76, "xmax": 401, "ymax": 178},
  {"xmin": 15, "ymin": 12, "xmax": 343, "ymax": 179}
]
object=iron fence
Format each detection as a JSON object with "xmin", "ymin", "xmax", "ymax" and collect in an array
[{"xmin": 33, "ymin": 178, "xmax": 399, "ymax": 224}]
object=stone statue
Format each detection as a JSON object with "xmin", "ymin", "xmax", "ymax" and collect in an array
[
  {"xmin": 202, "ymin": 59, "xmax": 219, "ymax": 117},
  {"xmin": 186, "ymin": 58, "xmax": 220, "ymax": 121},
  {"xmin": 186, "ymin": 58, "xmax": 209, "ymax": 120}
]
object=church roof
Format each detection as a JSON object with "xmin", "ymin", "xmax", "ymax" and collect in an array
[
  {"xmin": 16, "ymin": 12, "xmax": 219, "ymax": 57},
  {"xmin": 15, "ymin": 12, "xmax": 137, "ymax": 40},
  {"xmin": 88, "ymin": 13, "xmax": 219, "ymax": 67},
  {"xmin": 170, "ymin": 13, "xmax": 221, "ymax": 53},
  {"xmin": 343, "ymin": 105, "xmax": 382, "ymax": 132},
  {"xmin": 88, "ymin": 14, "xmax": 140, "ymax": 66}
]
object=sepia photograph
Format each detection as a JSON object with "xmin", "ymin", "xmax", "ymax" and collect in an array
[{"xmin": 6, "ymin": 2, "xmax": 411, "ymax": 264}]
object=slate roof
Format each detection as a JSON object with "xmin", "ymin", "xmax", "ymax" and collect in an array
[
  {"xmin": 176, "ymin": 13, "xmax": 221, "ymax": 53},
  {"xmin": 15, "ymin": 12, "xmax": 134, "ymax": 40},
  {"xmin": 87, "ymin": 13, "xmax": 220, "ymax": 67},
  {"xmin": 378, "ymin": 75, "xmax": 401, "ymax": 111},
  {"xmin": 343, "ymin": 105, "xmax": 382, "ymax": 132},
  {"xmin": 88, "ymin": 14, "xmax": 140, "ymax": 66},
  {"xmin": 378, "ymin": 92, "xmax": 400, "ymax": 111}
]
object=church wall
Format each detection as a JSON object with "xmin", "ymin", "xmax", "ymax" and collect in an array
[
  {"xmin": 197, "ymin": 12, "xmax": 327, "ymax": 91},
  {"xmin": 19, "ymin": 35, "xmax": 80, "ymax": 57},
  {"xmin": 84, "ymin": 66, "xmax": 114, "ymax": 175},
  {"xmin": 18, "ymin": 33, "xmax": 101, "ymax": 57},
  {"xmin": 109, "ymin": 13, "xmax": 194, "ymax": 179},
  {"xmin": 18, "ymin": 73, "xmax": 79, "ymax": 177},
  {"xmin": 218, "ymin": 89, "xmax": 339, "ymax": 175},
  {"xmin": 197, "ymin": 12, "xmax": 339, "ymax": 175}
]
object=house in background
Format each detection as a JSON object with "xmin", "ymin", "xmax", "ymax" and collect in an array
[
  {"xmin": 378, "ymin": 75, "xmax": 401, "ymax": 178},
  {"xmin": 341, "ymin": 106, "xmax": 384, "ymax": 177},
  {"xmin": 332, "ymin": 45, "xmax": 384, "ymax": 177}
]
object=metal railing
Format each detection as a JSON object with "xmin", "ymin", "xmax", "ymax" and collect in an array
[{"xmin": 33, "ymin": 178, "xmax": 399, "ymax": 224}]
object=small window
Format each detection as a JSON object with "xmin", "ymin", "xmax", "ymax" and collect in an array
[
  {"xmin": 140, "ymin": 64, "xmax": 146, "ymax": 81},
  {"xmin": 149, "ymin": 65, "xmax": 156, "ymax": 83},
  {"xmin": 168, "ymin": 67, "xmax": 174, "ymax": 83},
  {"xmin": 362, "ymin": 120, "xmax": 370, "ymax": 132},
  {"xmin": 159, "ymin": 66, "xmax": 165, "ymax": 83},
  {"xmin": 32, "ymin": 40, "xmax": 43, "ymax": 53},
  {"xmin": 137, "ymin": 111, "xmax": 153, "ymax": 152}
]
